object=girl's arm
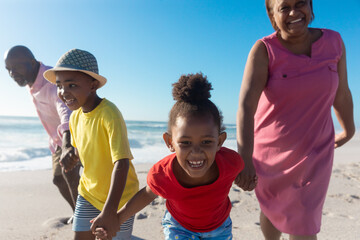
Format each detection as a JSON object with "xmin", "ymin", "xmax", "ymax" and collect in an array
[
  {"xmin": 93, "ymin": 186, "xmax": 158, "ymax": 239},
  {"xmin": 90, "ymin": 159, "xmax": 130, "ymax": 238},
  {"xmin": 235, "ymin": 40, "xmax": 268, "ymax": 191},
  {"xmin": 118, "ymin": 186, "xmax": 158, "ymax": 224},
  {"xmin": 333, "ymin": 40, "xmax": 355, "ymax": 148}
]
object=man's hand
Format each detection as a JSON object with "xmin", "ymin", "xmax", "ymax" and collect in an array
[
  {"xmin": 60, "ymin": 130, "xmax": 79, "ymax": 172},
  {"xmin": 60, "ymin": 146, "xmax": 79, "ymax": 172}
]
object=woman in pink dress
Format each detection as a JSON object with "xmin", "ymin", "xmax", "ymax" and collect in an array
[{"xmin": 235, "ymin": 0, "xmax": 355, "ymax": 239}]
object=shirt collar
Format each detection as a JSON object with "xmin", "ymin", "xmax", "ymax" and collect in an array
[{"xmin": 28, "ymin": 62, "xmax": 46, "ymax": 93}]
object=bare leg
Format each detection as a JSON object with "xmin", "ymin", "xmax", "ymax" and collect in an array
[
  {"xmin": 290, "ymin": 235, "xmax": 317, "ymax": 240},
  {"xmin": 62, "ymin": 164, "xmax": 81, "ymax": 210},
  {"xmin": 260, "ymin": 211, "xmax": 282, "ymax": 240},
  {"xmin": 74, "ymin": 231, "xmax": 95, "ymax": 240}
]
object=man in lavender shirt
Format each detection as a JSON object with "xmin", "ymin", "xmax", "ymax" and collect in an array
[{"xmin": 4, "ymin": 46, "xmax": 80, "ymax": 222}]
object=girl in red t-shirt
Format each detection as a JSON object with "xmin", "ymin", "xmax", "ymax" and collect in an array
[{"xmin": 93, "ymin": 73, "xmax": 244, "ymax": 239}]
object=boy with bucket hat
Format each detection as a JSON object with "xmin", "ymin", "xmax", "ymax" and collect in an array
[{"xmin": 44, "ymin": 49, "xmax": 139, "ymax": 239}]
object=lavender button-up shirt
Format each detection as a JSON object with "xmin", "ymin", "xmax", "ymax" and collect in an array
[{"xmin": 28, "ymin": 63, "xmax": 71, "ymax": 153}]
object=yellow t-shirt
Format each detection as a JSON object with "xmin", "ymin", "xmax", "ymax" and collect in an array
[{"xmin": 70, "ymin": 98, "xmax": 139, "ymax": 211}]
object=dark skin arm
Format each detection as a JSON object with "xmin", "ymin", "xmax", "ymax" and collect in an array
[
  {"xmin": 60, "ymin": 130, "xmax": 79, "ymax": 172},
  {"xmin": 333, "ymin": 40, "xmax": 355, "ymax": 148},
  {"xmin": 90, "ymin": 159, "xmax": 130, "ymax": 238},
  {"xmin": 235, "ymin": 40, "xmax": 268, "ymax": 191},
  {"xmin": 93, "ymin": 186, "xmax": 158, "ymax": 240}
]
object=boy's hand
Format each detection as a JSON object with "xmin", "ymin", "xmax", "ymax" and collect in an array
[
  {"xmin": 90, "ymin": 211, "xmax": 120, "ymax": 239},
  {"xmin": 60, "ymin": 146, "xmax": 79, "ymax": 172}
]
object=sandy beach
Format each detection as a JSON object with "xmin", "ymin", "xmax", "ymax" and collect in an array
[{"xmin": 1, "ymin": 135, "xmax": 359, "ymax": 240}]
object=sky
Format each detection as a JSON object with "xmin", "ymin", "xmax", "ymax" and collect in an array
[{"xmin": 0, "ymin": 0, "xmax": 359, "ymax": 127}]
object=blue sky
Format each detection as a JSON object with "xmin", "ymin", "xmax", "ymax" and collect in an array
[{"xmin": 0, "ymin": 0, "xmax": 359, "ymax": 127}]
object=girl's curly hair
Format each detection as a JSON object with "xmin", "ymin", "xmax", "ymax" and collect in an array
[{"xmin": 168, "ymin": 72, "xmax": 225, "ymax": 133}]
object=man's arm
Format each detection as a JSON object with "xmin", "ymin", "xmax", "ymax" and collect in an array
[{"xmin": 60, "ymin": 130, "xmax": 79, "ymax": 172}]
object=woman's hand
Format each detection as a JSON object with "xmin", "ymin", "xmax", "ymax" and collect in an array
[
  {"xmin": 234, "ymin": 162, "xmax": 258, "ymax": 191},
  {"xmin": 334, "ymin": 131, "xmax": 355, "ymax": 148}
]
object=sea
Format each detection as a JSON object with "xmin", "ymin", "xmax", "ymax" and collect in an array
[{"xmin": 0, "ymin": 115, "xmax": 237, "ymax": 172}]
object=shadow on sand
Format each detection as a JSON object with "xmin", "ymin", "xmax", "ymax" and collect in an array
[{"xmin": 132, "ymin": 236, "xmax": 145, "ymax": 240}]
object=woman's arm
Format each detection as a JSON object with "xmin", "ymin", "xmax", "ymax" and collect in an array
[
  {"xmin": 333, "ymin": 40, "xmax": 355, "ymax": 148},
  {"xmin": 235, "ymin": 40, "xmax": 269, "ymax": 191}
]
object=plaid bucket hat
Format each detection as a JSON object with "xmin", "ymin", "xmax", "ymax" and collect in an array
[{"xmin": 43, "ymin": 49, "xmax": 107, "ymax": 88}]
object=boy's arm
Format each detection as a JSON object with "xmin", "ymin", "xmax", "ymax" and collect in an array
[
  {"xmin": 90, "ymin": 159, "xmax": 130, "ymax": 238},
  {"xmin": 93, "ymin": 186, "xmax": 157, "ymax": 239}
]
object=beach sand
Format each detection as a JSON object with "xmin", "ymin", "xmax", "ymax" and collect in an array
[{"xmin": 0, "ymin": 136, "xmax": 359, "ymax": 240}]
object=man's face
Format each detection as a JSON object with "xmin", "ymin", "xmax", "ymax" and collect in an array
[{"xmin": 5, "ymin": 57, "xmax": 35, "ymax": 87}]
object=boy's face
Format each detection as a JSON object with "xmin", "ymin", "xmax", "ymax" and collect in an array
[{"xmin": 55, "ymin": 71, "xmax": 98, "ymax": 112}]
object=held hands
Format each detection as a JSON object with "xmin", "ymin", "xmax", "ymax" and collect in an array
[
  {"xmin": 90, "ymin": 211, "xmax": 120, "ymax": 240},
  {"xmin": 93, "ymin": 227, "xmax": 109, "ymax": 240},
  {"xmin": 60, "ymin": 146, "xmax": 79, "ymax": 172},
  {"xmin": 234, "ymin": 163, "xmax": 258, "ymax": 191}
]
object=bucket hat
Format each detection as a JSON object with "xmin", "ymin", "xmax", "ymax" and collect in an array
[{"xmin": 43, "ymin": 49, "xmax": 107, "ymax": 88}]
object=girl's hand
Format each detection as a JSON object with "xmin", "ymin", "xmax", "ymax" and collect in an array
[
  {"xmin": 234, "ymin": 163, "xmax": 258, "ymax": 191},
  {"xmin": 92, "ymin": 227, "xmax": 109, "ymax": 240},
  {"xmin": 90, "ymin": 211, "xmax": 120, "ymax": 239}
]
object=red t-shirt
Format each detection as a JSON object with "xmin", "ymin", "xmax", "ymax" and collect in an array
[{"xmin": 147, "ymin": 147, "xmax": 244, "ymax": 232}]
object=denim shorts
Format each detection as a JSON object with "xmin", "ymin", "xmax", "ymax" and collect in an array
[
  {"xmin": 161, "ymin": 211, "xmax": 233, "ymax": 240},
  {"xmin": 73, "ymin": 195, "xmax": 134, "ymax": 240}
]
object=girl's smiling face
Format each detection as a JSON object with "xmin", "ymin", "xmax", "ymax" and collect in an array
[
  {"xmin": 164, "ymin": 115, "xmax": 226, "ymax": 187},
  {"xmin": 55, "ymin": 71, "xmax": 99, "ymax": 112},
  {"xmin": 271, "ymin": 0, "xmax": 312, "ymax": 38}
]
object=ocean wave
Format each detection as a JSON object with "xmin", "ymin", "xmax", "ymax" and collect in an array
[
  {"xmin": 129, "ymin": 139, "xmax": 143, "ymax": 148},
  {"xmin": 0, "ymin": 147, "xmax": 51, "ymax": 163}
]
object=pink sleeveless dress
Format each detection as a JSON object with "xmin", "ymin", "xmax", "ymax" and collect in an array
[{"xmin": 253, "ymin": 29, "xmax": 342, "ymax": 235}]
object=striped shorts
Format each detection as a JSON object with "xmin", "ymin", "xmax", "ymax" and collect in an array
[{"xmin": 73, "ymin": 195, "xmax": 134, "ymax": 239}]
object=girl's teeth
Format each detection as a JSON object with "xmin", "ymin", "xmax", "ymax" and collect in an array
[{"xmin": 189, "ymin": 161, "xmax": 204, "ymax": 167}]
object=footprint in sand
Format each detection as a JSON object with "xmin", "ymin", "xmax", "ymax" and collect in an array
[
  {"xmin": 231, "ymin": 200, "xmax": 241, "ymax": 207},
  {"xmin": 322, "ymin": 211, "xmax": 354, "ymax": 220},
  {"xmin": 136, "ymin": 212, "xmax": 149, "ymax": 220},
  {"xmin": 328, "ymin": 193, "xmax": 360, "ymax": 203},
  {"xmin": 42, "ymin": 217, "xmax": 70, "ymax": 228}
]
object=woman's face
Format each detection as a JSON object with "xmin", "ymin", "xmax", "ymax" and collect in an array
[{"xmin": 271, "ymin": 0, "xmax": 312, "ymax": 38}]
